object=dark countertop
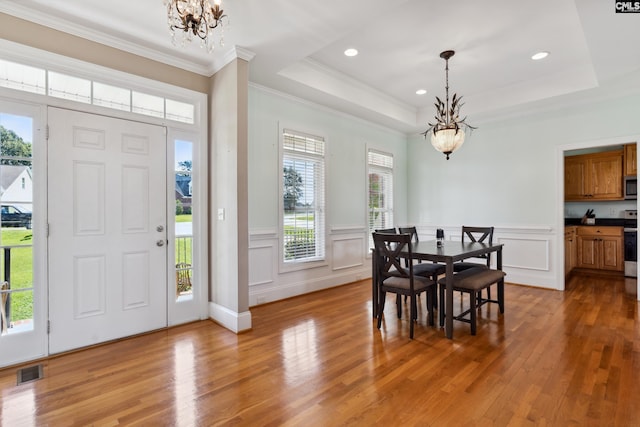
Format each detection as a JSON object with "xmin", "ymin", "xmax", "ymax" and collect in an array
[{"xmin": 565, "ymin": 218, "xmax": 625, "ymax": 226}]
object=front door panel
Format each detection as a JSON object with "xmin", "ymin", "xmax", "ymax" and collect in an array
[{"xmin": 48, "ymin": 107, "xmax": 167, "ymax": 354}]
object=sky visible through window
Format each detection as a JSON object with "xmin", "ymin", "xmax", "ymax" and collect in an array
[{"xmin": 0, "ymin": 114, "xmax": 32, "ymax": 143}]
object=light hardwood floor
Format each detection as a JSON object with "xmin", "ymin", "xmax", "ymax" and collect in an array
[{"xmin": 1, "ymin": 272, "xmax": 639, "ymax": 426}]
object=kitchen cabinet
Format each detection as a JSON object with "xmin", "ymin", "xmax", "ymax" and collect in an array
[
  {"xmin": 564, "ymin": 226, "xmax": 577, "ymax": 276},
  {"xmin": 576, "ymin": 226, "xmax": 623, "ymax": 272},
  {"xmin": 624, "ymin": 143, "xmax": 637, "ymax": 176},
  {"xmin": 565, "ymin": 150, "xmax": 623, "ymax": 201}
]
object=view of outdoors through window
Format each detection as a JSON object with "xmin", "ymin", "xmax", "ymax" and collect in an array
[
  {"xmin": 282, "ymin": 130, "xmax": 325, "ymax": 262},
  {"xmin": 175, "ymin": 140, "xmax": 193, "ymax": 300},
  {"xmin": 368, "ymin": 150, "xmax": 393, "ymax": 247},
  {"xmin": 0, "ymin": 113, "xmax": 34, "ymax": 336}
]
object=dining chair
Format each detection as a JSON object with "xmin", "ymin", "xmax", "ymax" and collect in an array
[
  {"xmin": 454, "ymin": 226, "xmax": 495, "ymax": 303},
  {"xmin": 438, "ymin": 267, "xmax": 505, "ymax": 335},
  {"xmin": 454, "ymin": 226, "xmax": 494, "ymax": 272},
  {"xmin": 398, "ymin": 226, "xmax": 444, "ymax": 308},
  {"xmin": 373, "ymin": 232, "xmax": 436, "ymax": 339}
]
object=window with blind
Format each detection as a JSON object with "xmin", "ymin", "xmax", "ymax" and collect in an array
[
  {"xmin": 282, "ymin": 129, "xmax": 325, "ymax": 263},
  {"xmin": 368, "ymin": 150, "xmax": 394, "ymax": 246}
]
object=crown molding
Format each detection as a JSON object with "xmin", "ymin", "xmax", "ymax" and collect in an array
[{"xmin": 0, "ymin": 4, "xmax": 212, "ymax": 77}]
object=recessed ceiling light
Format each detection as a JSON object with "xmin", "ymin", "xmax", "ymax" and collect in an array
[
  {"xmin": 531, "ymin": 51, "xmax": 549, "ymax": 60},
  {"xmin": 344, "ymin": 48, "xmax": 358, "ymax": 57},
  {"xmin": 416, "ymin": 89, "xmax": 427, "ymax": 95}
]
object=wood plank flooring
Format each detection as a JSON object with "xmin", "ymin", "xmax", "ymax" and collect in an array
[{"xmin": 1, "ymin": 272, "xmax": 639, "ymax": 426}]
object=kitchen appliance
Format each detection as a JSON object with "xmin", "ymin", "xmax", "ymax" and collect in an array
[
  {"xmin": 624, "ymin": 209, "xmax": 637, "ymax": 277},
  {"xmin": 624, "ymin": 176, "xmax": 637, "ymax": 200}
]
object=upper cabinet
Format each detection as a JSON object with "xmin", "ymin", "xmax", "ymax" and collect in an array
[
  {"xmin": 565, "ymin": 149, "xmax": 624, "ymax": 201},
  {"xmin": 624, "ymin": 143, "xmax": 637, "ymax": 176}
]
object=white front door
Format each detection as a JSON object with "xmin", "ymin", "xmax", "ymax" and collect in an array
[{"xmin": 47, "ymin": 107, "xmax": 167, "ymax": 354}]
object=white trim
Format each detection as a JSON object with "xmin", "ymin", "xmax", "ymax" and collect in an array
[
  {"xmin": 0, "ymin": 39, "xmax": 206, "ymax": 131},
  {"xmin": 330, "ymin": 225, "xmax": 367, "ymax": 234},
  {"xmin": 209, "ymin": 303, "xmax": 252, "ymax": 333},
  {"xmin": 278, "ymin": 122, "xmax": 328, "ymax": 273}
]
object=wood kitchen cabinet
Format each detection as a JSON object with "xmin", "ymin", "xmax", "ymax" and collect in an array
[
  {"xmin": 564, "ymin": 226, "xmax": 577, "ymax": 276},
  {"xmin": 624, "ymin": 143, "xmax": 637, "ymax": 176},
  {"xmin": 565, "ymin": 150, "xmax": 623, "ymax": 201},
  {"xmin": 576, "ymin": 226, "xmax": 623, "ymax": 272}
]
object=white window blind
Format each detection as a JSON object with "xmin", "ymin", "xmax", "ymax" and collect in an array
[
  {"xmin": 282, "ymin": 129, "xmax": 325, "ymax": 262},
  {"xmin": 368, "ymin": 150, "xmax": 393, "ymax": 247}
]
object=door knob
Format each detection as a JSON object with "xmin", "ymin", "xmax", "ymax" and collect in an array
[
  {"xmin": 157, "ymin": 240, "xmax": 165, "ymax": 247},
  {"xmin": 157, "ymin": 225, "xmax": 164, "ymax": 232}
]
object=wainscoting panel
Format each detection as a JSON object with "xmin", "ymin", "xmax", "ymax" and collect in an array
[
  {"xmin": 248, "ymin": 245, "xmax": 275, "ymax": 287},
  {"xmin": 248, "ymin": 226, "xmax": 370, "ymax": 306},
  {"xmin": 498, "ymin": 237, "xmax": 550, "ymax": 271},
  {"xmin": 331, "ymin": 235, "xmax": 364, "ymax": 271}
]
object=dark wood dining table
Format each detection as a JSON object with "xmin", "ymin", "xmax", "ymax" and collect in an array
[{"xmin": 372, "ymin": 239, "xmax": 504, "ymax": 339}]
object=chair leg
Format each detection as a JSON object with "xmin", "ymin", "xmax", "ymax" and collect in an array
[
  {"xmin": 431, "ymin": 273, "xmax": 438, "ymax": 309},
  {"xmin": 396, "ymin": 294, "xmax": 402, "ymax": 318},
  {"xmin": 498, "ymin": 279, "xmax": 505, "ymax": 313},
  {"xmin": 411, "ymin": 294, "xmax": 418, "ymax": 321},
  {"xmin": 426, "ymin": 288, "xmax": 434, "ymax": 326},
  {"xmin": 377, "ymin": 292, "xmax": 387, "ymax": 329},
  {"xmin": 439, "ymin": 283, "xmax": 445, "ymax": 327},
  {"xmin": 409, "ymin": 295, "xmax": 415, "ymax": 339},
  {"xmin": 469, "ymin": 290, "xmax": 477, "ymax": 335}
]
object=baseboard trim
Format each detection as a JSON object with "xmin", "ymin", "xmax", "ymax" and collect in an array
[{"xmin": 209, "ymin": 303, "xmax": 252, "ymax": 333}]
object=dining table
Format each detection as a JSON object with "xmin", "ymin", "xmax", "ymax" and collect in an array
[{"xmin": 372, "ymin": 239, "xmax": 504, "ymax": 339}]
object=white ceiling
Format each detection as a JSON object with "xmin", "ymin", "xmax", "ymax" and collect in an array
[{"xmin": 2, "ymin": 0, "xmax": 640, "ymax": 133}]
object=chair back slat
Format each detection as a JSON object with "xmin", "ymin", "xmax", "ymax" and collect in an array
[
  {"xmin": 398, "ymin": 226, "xmax": 419, "ymax": 243},
  {"xmin": 372, "ymin": 232, "xmax": 413, "ymax": 280},
  {"xmin": 461, "ymin": 226, "xmax": 494, "ymax": 265}
]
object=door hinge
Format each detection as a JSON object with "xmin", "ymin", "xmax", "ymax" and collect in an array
[
  {"xmin": 46, "ymin": 125, "xmax": 49, "ymax": 140},
  {"xmin": 47, "ymin": 320, "xmax": 50, "ymax": 334},
  {"xmin": 46, "ymin": 223, "xmax": 50, "ymax": 237}
]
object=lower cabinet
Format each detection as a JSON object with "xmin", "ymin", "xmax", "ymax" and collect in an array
[
  {"xmin": 576, "ymin": 226, "xmax": 624, "ymax": 272},
  {"xmin": 564, "ymin": 227, "xmax": 577, "ymax": 276}
]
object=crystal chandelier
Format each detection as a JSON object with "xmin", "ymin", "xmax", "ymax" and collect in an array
[
  {"xmin": 164, "ymin": 0, "xmax": 228, "ymax": 53},
  {"xmin": 422, "ymin": 50, "xmax": 476, "ymax": 160}
]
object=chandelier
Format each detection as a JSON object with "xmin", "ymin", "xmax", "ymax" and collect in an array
[
  {"xmin": 164, "ymin": 0, "xmax": 228, "ymax": 52},
  {"xmin": 422, "ymin": 50, "xmax": 476, "ymax": 160}
]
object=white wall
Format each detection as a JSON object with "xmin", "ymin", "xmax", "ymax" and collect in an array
[
  {"xmin": 247, "ymin": 85, "xmax": 408, "ymax": 306},
  {"xmin": 407, "ymin": 91, "xmax": 640, "ymax": 289}
]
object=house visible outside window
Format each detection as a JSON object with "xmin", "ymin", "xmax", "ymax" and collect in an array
[
  {"xmin": 282, "ymin": 129, "xmax": 325, "ymax": 263},
  {"xmin": 368, "ymin": 150, "xmax": 393, "ymax": 247}
]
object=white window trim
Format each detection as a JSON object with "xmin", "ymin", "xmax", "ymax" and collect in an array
[
  {"xmin": 278, "ymin": 122, "xmax": 328, "ymax": 273},
  {"xmin": 366, "ymin": 148, "xmax": 394, "ymax": 255},
  {"xmin": 0, "ymin": 39, "xmax": 209, "ymax": 323}
]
